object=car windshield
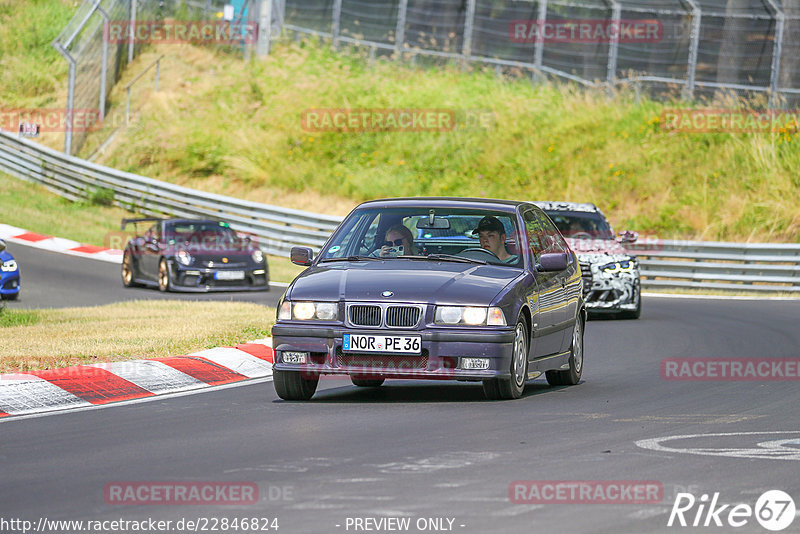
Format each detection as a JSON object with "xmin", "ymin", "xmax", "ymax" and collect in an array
[
  {"xmin": 164, "ymin": 221, "xmax": 239, "ymax": 246},
  {"xmin": 319, "ymin": 207, "xmax": 523, "ymax": 267},
  {"xmin": 544, "ymin": 211, "xmax": 614, "ymax": 240}
]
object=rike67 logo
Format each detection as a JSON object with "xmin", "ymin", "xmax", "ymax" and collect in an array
[{"xmin": 668, "ymin": 490, "xmax": 795, "ymax": 531}]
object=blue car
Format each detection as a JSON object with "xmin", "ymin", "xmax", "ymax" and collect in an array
[
  {"xmin": 0, "ymin": 239, "xmax": 21, "ymax": 301},
  {"xmin": 272, "ymin": 198, "xmax": 586, "ymax": 401}
]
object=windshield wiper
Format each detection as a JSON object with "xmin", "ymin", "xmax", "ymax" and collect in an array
[
  {"xmin": 409, "ymin": 254, "xmax": 487, "ymax": 265},
  {"xmin": 319, "ymin": 255, "xmax": 383, "ymax": 263}
]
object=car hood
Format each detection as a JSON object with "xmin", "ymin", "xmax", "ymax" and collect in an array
[
  {"xmin": 288, "ymin": 260, "xmax": 522, "ymax": 305},
  {"xmin": 0, "ymin": 250, "xmax": 13, "ymax": 262}
]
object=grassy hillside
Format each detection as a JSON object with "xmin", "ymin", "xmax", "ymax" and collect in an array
[
  {"xmin": 2, "ymin": 0, "xmax": 798, "ymax": 243},
  {"xmin": 91, "ymin": 42, "xmax": 800, "ymax": 242}
]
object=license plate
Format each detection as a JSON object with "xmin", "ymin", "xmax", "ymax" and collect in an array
[
  {"xmin": 214, "ymin": 270, "xmax": 245, "ymax": 281},
  {"xmin": 342, "ymin": 334, "xmax": 421, "ymax": 354}
]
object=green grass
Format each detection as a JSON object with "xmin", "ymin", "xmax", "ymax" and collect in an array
[
  {"xmin": 87, "ymin": 40, "xmax": 800, "ymax": 243},
  {"xmin": 0, "ymin": 0, "xmax": 73, "ymax": 108},
  {"xmin": 0, "ymin": 307, "xmax": 42, "ymax": 328},
  {"xmin": 0, "ymin": 300, "xmax": 274, "ymax": 372}
]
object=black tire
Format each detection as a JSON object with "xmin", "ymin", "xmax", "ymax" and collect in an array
[
  {"xmin": 158, "ymin": 258, "xmax": 172, "ymax": 292},
  {"xmin": 121, "ymin": 250, "xmax": 141, "ymax": 288},
  {"xmin": 1, "ymin": 292, "xmax": 18, "ymax": 301},
  {"xmin": 273, "ymin": 369, "xmax": 319, "ymax": 400},
  {"xmin": 483, "ymin": 319, "xmax": 528, "ymax": 400},
  {"xmin": 546, "ymin": 316, "xmax": 584, "ymax": 386},
  {"xmin": 351, "ymin": 376, "xmax": 385, "ymax": 387}
]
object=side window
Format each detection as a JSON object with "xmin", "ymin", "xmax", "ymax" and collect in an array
[
  {"xmin": 523, "ymin": 210, "xmax": 545, "ymax": 261},
  {"xmin": 536, "ymin": 211, "xmax": 568, "ymax": 254}
]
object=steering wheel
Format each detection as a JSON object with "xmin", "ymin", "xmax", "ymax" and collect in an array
[{"xmin": 457, "ymin": 247, "xmax": 500, "ymax": 260}]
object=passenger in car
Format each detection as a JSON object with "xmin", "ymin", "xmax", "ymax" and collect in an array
[
  {"xmin": 378, "ymin": 224, "xmax": 418, "ymax": 257},
  {"xmin": 472, "ymin": 216, "xmax": 518, "ymax": 263}
]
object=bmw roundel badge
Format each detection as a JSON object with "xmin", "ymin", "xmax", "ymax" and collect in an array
[{"xmin": 382, "ymin": 291, "xmax": 394, "ymax": 298}]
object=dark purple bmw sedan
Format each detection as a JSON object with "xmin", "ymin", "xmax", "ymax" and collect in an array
[{"xmin": 272, "ymin": 198, "xmax": 585, "ymax": 401}]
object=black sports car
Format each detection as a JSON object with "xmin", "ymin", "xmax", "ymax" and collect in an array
[{"xmin": 121, "ymin": 218, "xmax": 269, "ymax": 292}]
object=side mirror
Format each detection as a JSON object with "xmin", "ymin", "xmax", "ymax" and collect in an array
[
  {"xmin": 0, "ymin": 240, "xmax": 5, "ymax": 253},
  {"xmin": 617, "ymin": 230, "xmax": 638, "ymax": 243},
  {"xmin": 537, "ymin": 252, "xmax": 568, "ymax": 272},
  {"xmin": 291, "ymin": 246, "xmax": 314, "ymax": 266}
]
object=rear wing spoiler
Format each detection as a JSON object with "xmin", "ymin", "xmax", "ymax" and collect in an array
[{"xmin": 121, "ymin": 217, "xmax": 162, "ymax": 230}]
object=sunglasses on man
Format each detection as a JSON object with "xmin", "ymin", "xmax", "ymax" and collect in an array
[{"xmin": 383, "ymin": 238, "xmax": 405, "ymax": 247}]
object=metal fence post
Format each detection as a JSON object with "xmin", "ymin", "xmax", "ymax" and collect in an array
[
  {"xmin": 395, "ymin": 0, "xmax": 408, "ymax": 57},
  {"xmin": 97, "ymin": 5, "xmax": 110, "ymax": 122},
  {"xmin": 257, "ymin": 0, "xmax": 273, "ymax": 56},
  {"xmin": 683, "ymin": 0, "xmax": 701, "ymax": 101},
  {"xmin": 533, "ymin": 0, "xmax": 548, "ymax": 82},
  {"xmin": 764, "ymin": 0, "xmax": 785, "ymax": 109},
  {"xmin": 605, "ymin": 0, "xmax": 621, "ymax": 96},
  {"xmin": 129, "ymin": 0, "xmax": 137, "ymax": 64},
  {"xmin": 331, "ymin": 0, "xmax": 342, "ymax": 49},
  {"xmin": 54, "ymin": 44, "xmax": 76, "ymax": 155},
  {"xmin": 462, "ymin": 0, "xmax": 477, "ymax": 70}
]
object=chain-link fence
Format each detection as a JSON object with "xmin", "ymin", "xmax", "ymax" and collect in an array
[
  {"xmin": 52, "ymin": 0, "xmax": 277, "ymax": 156},
  {"xmin": 53, "ymin": 0, "xmax": 800, "ymax": 155},
  {"xmin": 52, "ymin": 0, "xmax": 165, "ymax": 156},
  {"xmin": 283, "ymin": 0, "xmax": 800, "ymax": 106}
]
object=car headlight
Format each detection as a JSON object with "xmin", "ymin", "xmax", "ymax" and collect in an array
[
  {"xmin": 251, "ymin": 249, "xmax": 264, "ymax": 263},
  {"xmin": 435, "ymin": 306, "xmax": 506, "ymax": 326},
  {"xmin": 1, "ymin": 260, "xmax": 18, "ymax": 272},
  {"xmin": 176, "ymin": 250, "xmax": 193, "ymax": 266},
  {"xmin": 278, "ymin": 300, "xmax": 339, "ymax": 321},
  {"xmin": 600, "ymin": 260, "xmax": 634, "ymax": 273}
]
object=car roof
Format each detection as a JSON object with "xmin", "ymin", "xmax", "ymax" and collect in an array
[
  {"xmin": 355, "ymin": 197, "xmax": 528, "ymax": 212},
  {"xmin": 532, "ymin": 201, "xmax": 600, "ymax": 214}
]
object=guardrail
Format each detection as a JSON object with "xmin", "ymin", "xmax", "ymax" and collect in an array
[
  {"xmin": 0, "ymin": 131, "xmax": 343, "ymax": 257},
  {"xmin": 628, "ymin": 240, "xmax": 800, "ymax": 293},
  {"xmin": 1, "ymin": 130, "xmax": 798, "ymax": 293}
]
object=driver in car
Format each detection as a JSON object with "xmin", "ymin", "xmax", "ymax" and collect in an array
[{"xmin": 472, "ymin": 216, "xmax": 517, "ymax": 264}]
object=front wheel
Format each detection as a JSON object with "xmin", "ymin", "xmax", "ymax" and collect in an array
[
  {"xmin": 158, "ymin": 259, "xmax": 172, "ymax": 292},
  {"xmin": 121, "ymin": 250, "xmax": 140, "ymax": 288},
  {"xmin": 546, "ymin": 316, "xmax": 584, "ymax": 386},
  {"xmin": 273, "ymin": 369, "xmax": 319, "ymax": 400},
  {"xmin": 483, "ymin": 320, "xmax": 528, "ymax": 400}
]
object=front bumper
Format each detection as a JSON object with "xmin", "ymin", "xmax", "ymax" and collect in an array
[
  {"xmin": 584, "ymin": 273, "xmax": 640, "ymax": 312},
  {"xmin": 170, "ymin": 264, "xmax": 269, "ymax": 292},
  {"xmin": 272, "ymin": 324, "xmax": 515, "ymax": 380},
  {"xmin": 0, "ymin": 272, "xmax": 20, "ymax": 297}
]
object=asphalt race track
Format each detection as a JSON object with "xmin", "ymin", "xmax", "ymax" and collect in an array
[
  {"xmin": 2, "ymin": 275, "xmax": 800, "ymax": 533},
  {"xmin": 4, "ymin": 242, "xmax": 283, "ymax": 309}
]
